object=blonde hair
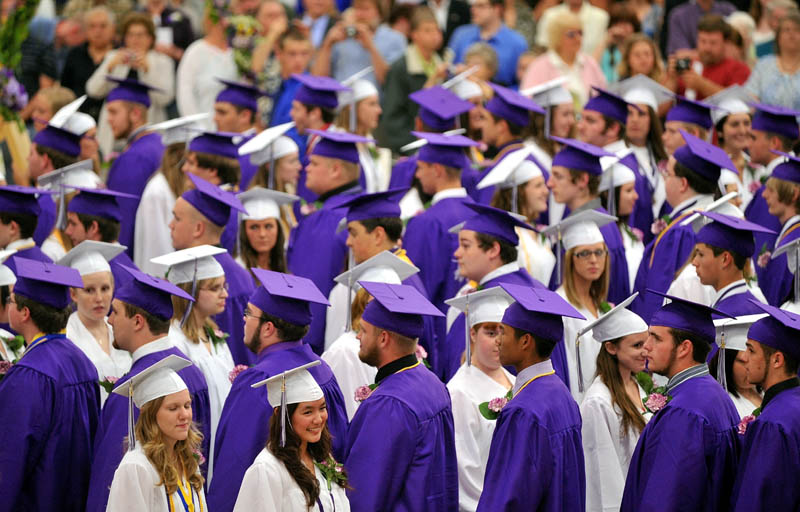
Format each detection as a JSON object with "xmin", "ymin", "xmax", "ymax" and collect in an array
[
  {"xmin": 36, "ymin": 85, "xmax": 77, "ymax": 114},
  {"xmin": 563, "ymin": 245, "xmax": 610, "ymax": 309},
  {"xmin": 171, "ymin": 277, "xmax": 222, "ymax": 343},
  {"xmin": 351, "ymin": 287, "xmax": 372, "ymax": 332},
  {"xmin": 547, "ymin": 10, "xmax": 581, "ymax": 51},
  {"xmin": 134, "ymin": 395, "xmax": 205, "ymax": 495}
]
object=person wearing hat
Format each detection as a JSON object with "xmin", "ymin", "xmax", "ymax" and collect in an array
[
  {"xmin": 0, "ymin": 258, "xmax": 101, "ymax": 511},
  {"xmin": 708, "ymin": 315, "xmax": 764, "ymax": 418},
  {"xmin": 661, "ymin": 95, "xmax": 715, "ymax": 158},
  {"xmin": 631, "ymin": 130, "xmax": 732, "ymax": 322},
  {"xmin": 106, "ymin": 356, "xmax": 208, "ymax": 511},
  {"xmin": 233, "ymin": 362, "xmax": 351, "ymax": 511},
  {"xmin": 729, "ymin": 302, "xmax": 800, "ymax": 511},
  {"xmin": 239, "ymin": 123, "xmax": 302, "ymax": 202},
  {"xmin": 86, "ymin": 266, "xmax": 211, "ymax": 512},
  {"xmin": 169, "ymin": 174, "xmax": 254, "ymax": 366},
  {"xmin": 0, "ymin": 186, "xmax": 58, "ymax": 274},
  {"xmin": 476, "ymin": 283, "xmax": 585, "ymax": 510},
  {"xmin": 65, "ymin": 187, "xmax": 140, "ymax": 289},
  {"xmin": 133, "ymin": 113, "xmax": 211, "ymax": 275},
  {"xmin": 620, "ymin": 291, "xmax": 740, "ymax": 512},
  {"xmin": 344, "ymin": 281, "xmax": 456, "ymax": 510},
  {"xmin": 59, "ymin": 241, "xmax": 132, "ymax": 405},
  {"xmin": 213, "ymin": 79, "xmax": 264, "ymax": 189},
  {"xmin": 236, "ymin": 187, "xmax": 300, "ymax": 278},
  {"xmin": 547, "ymin": 137, "xmax": 631, "ymax": 305},
  {"xmin": 0, "ymin": 250, "xmax": 21, "ymax": 362},
  {"xmin": 578, "ymin": 293, "xmax": 651, "ymax": 512},
  {"xmin": 445, "ymin": 287, "xmax": 515, "ymax": 511},
  {"xmin": 208, "ymin": 270, "xmax": 348, "ymax": 512},
  {"xmin": 103, "ymin": 77, "xmax": 166, "ymax": 258}
]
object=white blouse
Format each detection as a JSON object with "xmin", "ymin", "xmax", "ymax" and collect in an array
[
  {"xmin": 729, "ymin": 391, "xmax": 761, "ymax": 419},
  {"xmin": 516, "ymin": 227, "xmax": 556, "ymax": 287},
  {"xmin": 321, "ymin": 330, "xmax": 376, "ymax": 421},
  {"xmin": 556, "ymin": 287, "xmax": 599, "ymax": 403},
  {"xmin": 134, "ymin": 173, "xmax": 176, "ymax": 276},
  {"xmin": 619, "ymin": 224, "xmax": 644, "ymax": 293}
]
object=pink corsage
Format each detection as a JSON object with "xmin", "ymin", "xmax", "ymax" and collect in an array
[
  {"xmin": 192, "ymin": 447, "xmax": 206, "ymax": 466},
  {"xmin": 757, "ymin": 251, "xmax": 771, "ymax": 268},
  {"xmin": 479, "ymin": 389, "xmax": 513, "ymax": 420},
  {"xmin": 228, "ymin": 364, "xmax": 249, "ymax": 383},
  {"xmin": 650, "ymin": 218, "xmax": 668, "ymax": 235},
  {"xmin": 300, "ymin": 203, "xmax": 318, "ymax": 216},
  {"xmin": 631, "ymin": 227, "xmax": 644, "ymax": 242},
  {"xmin": 488, "ymin": 397, "xmax": 508, "ymax": 413},
  {"xmin": 0, "ymin": 360, "xmax": 12, "ymax": 377},
  {"xmin": 738, "ymin": 414, "xmax": 756, "ymax": 435},
  {"xmin": 354, "ymin": 384, "xmax": 375, "ymax": 403},
  {"xmin": 644, "ymin": 392, "xmax": 669, "ymax": 413},
  {"xmin": 748, "ymin": 180, "xmax": 761, "ymax": 195},
  {"xmin": 415, "ymin": 344, "xmax": 428, "ymax": 361},
  {"xmin": 99, "ymin": 375, "xmax": 119, "ymax": 393}
]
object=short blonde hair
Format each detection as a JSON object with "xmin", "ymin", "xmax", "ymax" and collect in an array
[
  {"xmin": 36, "ymin": 86, "xmax": 77, "ymax": 114},
  {"xmin": 547, "ymin": 10, "xmax": 581, "ymax": 51}
]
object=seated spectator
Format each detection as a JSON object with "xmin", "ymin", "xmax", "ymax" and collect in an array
[
  {"xmin": 617, "ymin": 33, "xmax": 666, "ymax": 83},
  {"xmin": 666, "ymin": 0, "xmax": 736, "ymax": 55},
  {"xmin": 726, "ymin": 11, "xmax": 756, "ymax": 67},
  {"xmin": 745, "ymin": 11, "xmax": 800, "ymax": 111},
  {"xmin": 595, "ymin": 3, "xmax": 641, "ymax": 84},
  {"xmin": 462, "ymin": 42, "xmax": 498, "ymax": 82},
  {"xmin": 424, "ymin": 0, "xmax": 470, "ymax": 48},
  {"xmin": 312, "ymin": 0, "xmax": 407, "ymax": 86},
  {"xmin": 522, "ymin": 10, "xmax": 606, "ymax": 106},
  {"xmin": 447, "ymin": 0, "xmax": 528, "ymax": 86},
  {"xmin": 389, "ymin": 3, "xmax": 415, "ymax": 39},
  {"xmin": 537, "ymin": 0, "xmax": 610, "ymax": 57},
  {"xmin": 27, "ymin": 86, "xmax": 76, "ymax": 134},
  {"xmin": 141, "ymin": 0, "xmax": 195, "ymax": 63},
  {"xmin": 300, "ymin": 0, "xmax": 339, "ymax": 49},
  {"xmin": 750, "ymin": 0, "xmax": 795, "ymax": 57},
  {"xmin": 63, "ymin": 0, "xmax": 132, "ymax": 25}
]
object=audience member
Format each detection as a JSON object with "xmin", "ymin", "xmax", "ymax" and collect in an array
[
  {"xmin": 666, "ymin": 0, "xmax": 735, "ymax": 55},
  {"xmin": 537, "ymin": 0, "xmax": 610, "ymax": 57},
  {"xmin": 595, "ymin": 3, "xmax": 641, "ymax": 84},
  {"xmin": 424, "ymin": 0, "xmax": 470, "ymax": 48},
  {"xmin": 745, "ymin": 11, "xmax": 800, "ymax": 111}
]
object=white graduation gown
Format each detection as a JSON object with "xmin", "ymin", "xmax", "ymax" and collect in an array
[
  {"xmin": 729, "ymin": 391, "xmax": 761, "ymax": 419},
  {"xmin": 619, "ymin": 225, "xmax": 644, "ymax": 292},
  {"xmin": 134, "ymin": 173, "xmax": 176, "ymax": 276},
  {"xmin": 169, "ymin": 322, "xmax": 234, "ymax": 484},
  {"xmin": 556, "ymin": 287, "xmax": 599, "ymax": 403},
  {"xmin": 580, "ymin": 375, "xmax": 651, "ymax": 512},
  {"xmin": 321, "ymin": 330, "xmax": 376, "ymax": 421},
  {"xmin": 106, "ymin": 445, "xmax": 207, "ymax": 512},
  {"xmin": 233, "ymin": 448, "xmax": 350, "ymax": 512},
  {"xmin": 447, "ymin": 364, "xmax": 515, "ymax": 512},
  {"xmin": 516, "ymin": 227, "xmax": 556, "ymax": 286},
  {"xmin": 66, "ymin": 312, "xmax": 131, "ymax": 405},
  {"xmin": 324, "ymin": 282, "xmax": 349, "ymax": 352}
]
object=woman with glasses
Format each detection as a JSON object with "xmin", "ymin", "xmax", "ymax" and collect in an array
[{"xmin": 153, "ymin": 246, "xmax": 234, "ymax": 483}]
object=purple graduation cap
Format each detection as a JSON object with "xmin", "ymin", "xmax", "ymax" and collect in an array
[
  {"xmin": 665, "ymin": 96, "xmax": 715, "ymax": 130},
  {"xmin": 182, "ymin": 173, "xmax": 247, "ymax": 227},
  {"xmin": 647, "ymin": 289, "xmax": 735, "ymax": 344},
  {"xmin": 113, "ymin": 265, "xmax": 195, "ymax": 321},
  {"xmin": 291, "ymin": 73, "xmax": 350, "ymax": 110},
  {"xmin": 12, "ymin": 257, "xmax": 84, "ymax": 309},
  {"xmin": 32, "ymin": 125, "xmax": 82, "ymax": 157},
  {"xmin": 770, "ymin": 151, "xmax": 800, "ymax": 184},
  {"xmin": 747, "ymin": 299, "xmax": 800, "ymax": 360},
  {"xmin": 215, "ymin": 78, "xmax": 264, "ymax": 112},
  {"xmin": 106, "ymin": 76, "xmax": 159, "ymax": 107},
  {"xmin": 413, "ymin": 130, "xmax": 479, "ymax": 168},
  {"xmin": 695, "ymin": 211, "xmax": 776, "ymax": 258},
  {"xmin": 338, "ymin": 188, "xmax": 408, "ymax": 224},
  {"xmin": 453, "ymin": 202, "xmax": 537, "ymax": 245},
  {"xmin": 583, "ymin": 86, "xmax": 639, "ymax": 124},
  {"xmin": 67, "ymin": 187, "xmax": 139, "ymax": 223},
  {"xmin": 409, "ymin": 86, "xmax": 474, "ymax": 132},
  {"xmin": 359, "ymin": 281, "xmax": 444, "ymax": 339},
  {"xmin": 0, "ymin": 185, "xmax": 56, "ymax": 216},
  {"xmin": 188, "ymin": 131, "xmax": 241, "ymax": 160},
  {"xmin": 308, "ymin": 129, "xmax": 372, "ymax": 163},
  {"xmin": 751, "ymin": 103, "xmax": 800, "ymax": 139},
  {"xmin": 249, "ymin": 269, "xmax": 330, "ymax": 326},
  {"xmin": 485, "ymin": 82, "xmax": 545, "ymax": 127},
  {"xmin": 673, "ymin": 129, "xmax": 736, "ymax": 183},
  {"xmin": 551, "ymin": 136, "xmax": 614, "ymax": 175},
  {"xmin": 499, "ymin": 282, "xmax": 585, "ymax": 342}
]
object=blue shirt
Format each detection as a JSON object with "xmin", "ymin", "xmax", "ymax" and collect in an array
[
  {"xmin": 269, "ymin": 75, "xmax": 306, "ymax": 153},
  {"xmin": 447, "ymin": 23, "xmax": 528, "ymax": 86},
  {"xmin": 331, "ymin": 25, "xmax": 407, "ymax": 88}
]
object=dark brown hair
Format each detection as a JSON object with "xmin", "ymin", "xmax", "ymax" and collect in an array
[
  {"xmin": 596, "ymin": 339, "xmax": 647, "ymax": 434},
  {"xmin": 0, "ymin": 212, "xmax": 37, "ymax": 239},
  {"xmin": 568, "ymin": 169, "xmax": 600, "ymax": 196},
  {"xmin": 14, "ymin": 294, "xmax": 71, "ymax": 333},
  {"xmin": 192, "ymin": 151, "xmax": 241, "ymax": 187},
  {"xmin": 474, "ymin": 232, "xmax": 518, "ymax": 264},
  {"xmin": 75, "ymin": 212, "xmax": 120, "ymax": 243},
  {"xmin": 34, "ymin": 144, "xmax": 79, "ymax": 170},
  {"xmin": 238, "ymin": 217, "xmax": 288, "ymax": 278},
  {"xmin": 120, "ymin": 11, "xmax": 156, "ymax": 48},
  {"xmin": 668, "ymin": 327, "xmax": 712, "ymax": 363},
  {"xmin": 122, "ymin": 302, "xmax": 171, "ymax": 335},
  {"xmin": 697, "ymin": 14, "xmax": 732, "ymax": 38}
]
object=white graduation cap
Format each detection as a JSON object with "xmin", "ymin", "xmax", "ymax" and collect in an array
[
  {"xmin": 680, "ymin": 191, "xmax": 743, "ymax": 233},
  {"xmin": 611, "ymin": 74, "xmax": 674, "ymax": 111},
  {"xmin": 251, "ymin": 360, "xmax": 323, "ymax": 447},
  {"xmin": 399, "ymin": 128, "xmax": 466, "ymax": 153},
  {"xmin": 238, "ymin": 122, "xmax": 299, "ymax": 187},
  {"xmin": 772, "ymin": 236, "xmax": 800, "ymax": 301},
  {"xmin": 520, "ymin": 76, "xmax": 572, "ymax": 108},
  {"xmin": 337, "ymin": 67, "xmax": 378, "ymax": 132},
  {"xmin": 0, "ymin": 249, "xmax": 17, "ymax": 287},
  {"xmin": 705, "ymin": 85, "xmax": 754, "ymax": 126},
  {"xmin": 48, "ymin": 95, "xmax": 87, "ymax": 131},
  {"xmin": 57, "ymin": 240, "xmax": 126, "ymax": 276},
  {"xmin": 476, "ymin": 146, "xmax": 547, "ymax": 213},
  {"xmin": 238, "ymin": 187, "xmax": 300, "ymax": 221},
  {"xmin": 577, "ymin": 292, "xmax": 647, "ymax": 342},
  {"xmin": 111, "ymin": 355, "xmax": 192, "ymax": 450},
  {"xmin": 37, "ymin": 159, "xmax": 101, "ymax": 230},
  {"xmin": 442, "ymin": 66, "xmax": 482, "ymax": 101},
  {"xmin": 598, "ymin": 151, "xmax": 637, "ymax": 194},
  {"xmin": 62, "ymin": 112, "xmax": 96, "ymax": 135},
  {"xmin": 712, "ymin": 313, "xmax": 766, "ymax": 390},
  {"xmin": 148, "ymin": 113, "xmax": 210, "ymax": 146},
  {"xmin": 445, "ymin": 286, "xmax": 513, "ymax": 367}
]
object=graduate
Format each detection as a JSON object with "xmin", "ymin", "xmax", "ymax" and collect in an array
[
  {"xmin": 730, "ymin": 301, "xmax": 800, "ymax": 511},
  {"xmin": 58, "ymin": 241, "xmax": 132, "ymax": 405},
  {"xmin": 621, "ymin": 291, "xmax": 740, "ymax": 512},
  {"xmin": 476, "ymin": 283, "xmax": 586, "ymax": 511},
  {"xmin": 152, "ymin": 245, "xmax": 236, "ymax": 484},
  {"xmin": 234, "ymin": 362, "xmax": 351, "ymax": 511},
  {"xmin": 0, "ymin": 258, "xmax": 100, "ymax": 512},
  {"xmin": 691, "ymin": 211, "xmax": 772, "ymax": 314},
  {"xmin": 238, "ymin": 122, "xmax": 302, "ymax": 203},
  {"xmin": 579, "ymin": 294, "xmax": 651, "ymax": 512},
  {"xmin": 445, "ymin": 287, "xmax": 515, "ymax": 511},
  {"xmin": 106, "ymin": 356, "xmax": 208, "ymax": 512},
  {"xmin": 285, "ymin": 129, "xmax": 368, "ymax": 354},
  {"xmin": 0, "ymin": 252, "xmax": 21, "ymax": 362},
  {"xmin": 235, "ymin": 187, "xmax": 300, "ymax": 277},
  {"xmin": 631, "ymin": 130, "xmax": 732, "ymax": 322},
  {"xmin": 661, "ymin": 96, "xmax": 715, "ymax": 158},
  {"xmin": 103, "ymin": 77, "xmax": 165, "ymax": 258},
  {"xmin": 0, "ymin": 186, "xmax": 58, "ymax": 276},
  {"xmin": 169, "ymin": 173, "xmax": 254, "ymax": 365},
  {"xmin": 208, "ymin": 270, "xmax": 348, "ymax": 512},
  {"xmin": 344, "ymin": 281, "xmax": 456, "ymax": 511},
  {"xmin": 546, "ymin": 137, "xmax": 631, "ymax": 305},
  {"xmin": 709, "ymin": 315, "xmax": 763, "ymax": 418},
  {"xmin": 445, "ymin": 203, "xmax": 544, "ymax": 381},
  {"xmin": 212, "ymin": 79, "xmax": 263, "ymax": 188}
]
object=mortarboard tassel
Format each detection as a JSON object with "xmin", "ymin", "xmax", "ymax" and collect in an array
[
  {"xmin": 280, "ymin": 372, "xmax": 287, "ymax": 447},
  {"xmin": 794, "ymin": 245, "xmax": 800, "ymax": 304},
  {"xmin": 345, "ymin": 249, "xmax": 354, "ymax": 332},
  {"xmin": 717, "ymin": 327, "xmax": 727, "ymax": 391},
  {"xmin": 268, "ymin": 140, "xmax": 276, "ymax": 190},
  {"xmin": 349, "ymin": 98, "xmax": 357, "ymax": 133},
  {"xmin": 607, "ymin": 166, "xmax": 616, "ymax": 218},
  {"xmin": 464, "ymin": 294, "xmax": 471, "ymax": 367},
  {"xmin": 555, "ymin": 230, "xmax": 563, "ymax": 287},
  {"xmin": 179, "ymin": 258, "xmax": 199, "ymax": 328},
  {"xmin": 544, "ymin": 105, "xmax": 551, "ymax": 139},
  {"xmin": 576, "ymin": 332, "xmax": 584, "ymax": 393},
  {"xmin": 55, "ymin": 184, "xmax": 68, "ymax": 231},
  {"xmin": 128, "ymin": 384, "xmax": 136, "ymax": 451},
  {"xmin": 511, "ymin": 183, "xmax": 519, "ymax": 215}
]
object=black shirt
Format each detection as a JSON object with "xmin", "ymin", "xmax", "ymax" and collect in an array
[
  {"xmin": 60, "ymin": 44, "xmax": 106, "ymax": 121},
  {"xmin": 375, "ymin": 354, "xmax": 418, "ymax": 385},
  {"xmin": 761, "ymin": 377, "xmax": 800, "ymax": 411}
]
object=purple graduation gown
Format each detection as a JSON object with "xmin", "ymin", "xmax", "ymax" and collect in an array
[
  {"xmin": 3, "ymin": 244, "xmax": 52, "ymax": 274},
  {"xmin": 713, "ymin": 289, "xmax": 764, "ymax": 317},
  {"xmin": 745, "ymin": 185, "xmax": 781, "ymax": 286},
  {"xmin": 106, "ymin": 132, "xmax": 165, "ymax": 258},
  {"xmin": 758, "ymin": 217, "xmax": 800, "ymax": 306},
  {"xmin": 213, "ymin": 251, "xmax": 255, "ymax": 365},
  {"xmin": 625, "ymin": 152, "xmax": 656, "ymax": 246},
  {"xmin": 33, "ymin": 194, "xmax": 56, "ymax": 246},
  {"xmin": 731, "ymin": 381, "xmax": 800, "ymax": 511},
  {"xmin": 621, "ymin": 374, "xmax": 741, "ymax": 511},
  {"xmin": 388, "ymin": 155, "xmax": 418, "ymax": 191},
  {"xmin": 85, "ymin": 344, "xmax": 211, "ymax": 512},
  {"xmin": 286, "ymin": 186, "xmax": 361, "ymax": 354},
  {"xmin": 393, "ymin": 248, "xmax": 440, "ymax": 370},
  {"xmin": 476, "ymin": 369, "xmax": 584, "ymax": 511},
  {"xmin": 404, "ymin": 194, "xmax": 476, "ymax": 379},
  {"xmin": 208, "ymin": 341, "xmax": 348, "ymax": 512},
  {"xmin": 0, "ymin": 334, "xmax": 100, "ymax": 512},
  {"xmin": 345, "ymin": 361, "xmax": 458, "ymax": 511}
]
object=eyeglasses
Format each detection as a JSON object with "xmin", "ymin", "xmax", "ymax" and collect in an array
[
  {"xmin": 565, "ymin": 29, "xmax": 583, "ymax": 38},
  {"xmin": 574, "ymin": 248, "xmax": 608, "ymax": 260},
  {"xmin": 200, "ymin": 282, "xmax": 229, "ymax": 294},
  {"xmin": 243, "ymin": 309, "xmax": 266, "ymax": 321}
]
